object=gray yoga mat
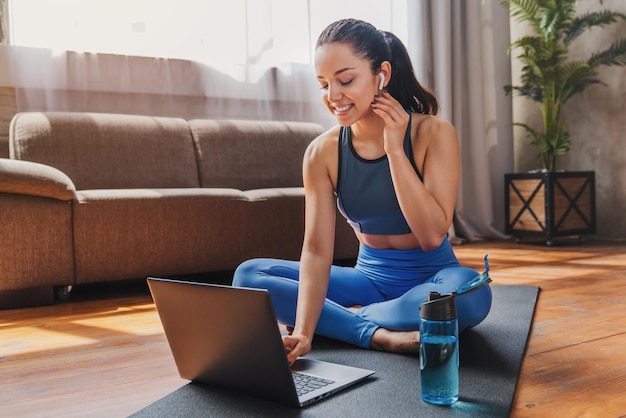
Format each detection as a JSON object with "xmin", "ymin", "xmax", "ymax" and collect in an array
[{"xmin": 132, "ymin": 285, "xmax": 539, "ymax": 417}]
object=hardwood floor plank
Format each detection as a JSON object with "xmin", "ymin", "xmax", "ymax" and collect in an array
[
  {"xmin": 0, "ymin": 294, "xmax": 184, "ymax": 418},
  {"xmin": 512, "ymin": 333, "xmax": 626, "ymax": 417}
]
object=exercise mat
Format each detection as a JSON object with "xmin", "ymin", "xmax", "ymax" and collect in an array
[{"xmin": 132, "ymin": 284, "xmax": 539, "ymax": 417}]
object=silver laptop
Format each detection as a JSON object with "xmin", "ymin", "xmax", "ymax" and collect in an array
[{"xmin": 147, "ymin": 277, "xmax": 375, "ymax": 407}]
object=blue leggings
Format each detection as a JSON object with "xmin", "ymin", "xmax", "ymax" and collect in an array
[{"xmin": 232, "ymin": 238, "xmax": 492, "ymax": 349}]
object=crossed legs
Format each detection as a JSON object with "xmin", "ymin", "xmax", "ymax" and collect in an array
[{"xmin": 232, "ymin": 258, "xmax": 492, "ymax": 352}]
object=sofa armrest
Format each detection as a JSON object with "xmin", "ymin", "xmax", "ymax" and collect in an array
[{"xmin": 0, "ymin": 158, "xmax": 76, "ymax": 201}]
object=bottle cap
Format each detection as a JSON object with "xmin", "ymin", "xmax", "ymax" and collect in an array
[
  {"xmin": 420, "ymin": 292, "xmax": 457, "ymax": 320},
  {"xmin": 455, "ymin": 254, "xmax": 492, "ymax": 296}
]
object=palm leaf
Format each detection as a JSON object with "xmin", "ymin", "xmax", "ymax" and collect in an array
[
  {"xmin": 556, "ymin": 61, "xmax": 599, "ymax": 103},
  {"xmin": 565, "ymin": 10, "xmax": 626, "ymax": 44},
  {"xmin": 501, "ymin": 0, "xmax": 540, "ymax": 26},
  {"xmin": 587, "ymin": 38, "xmax": 626, "ymax": 67},
  {"xmin": 513, "ymin": 122, "xmax": 541, "ymax": 141},
  {"xmin": 505, "ymin": 84, "xmax": 544, "ymax": 103}
]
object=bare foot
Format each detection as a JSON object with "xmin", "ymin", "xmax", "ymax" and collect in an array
[{"xmin": 369, "ymin": 328, "xmax": 420, "ymax": 354}]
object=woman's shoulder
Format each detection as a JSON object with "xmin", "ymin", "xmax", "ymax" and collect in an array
[
  {"xmin": 411, "ymin": 113, "xmax": 458, "ymax": 144},
  {"xmin": 303, "ymin": 125, "xmax": 341, "ymax": 186},
  {"xmin": 316, "ymin": 125, "xmax": 342, "ymax": 143},
  {"xmin": 306, "ymin": 125, "xmax": 341, "ymax": 158},
  {"xmin": 411, "ymin": 113, "xmax": 455, "ymax": 135}
]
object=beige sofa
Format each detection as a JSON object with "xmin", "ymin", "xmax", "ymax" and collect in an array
[{"xmin": 0, "ymin": 112, "xmax": 358, "ymax": 308}]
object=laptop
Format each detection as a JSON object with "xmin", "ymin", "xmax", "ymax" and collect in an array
[{"xmin": 147, "ymin": 277, "xmax": 375, "ymax": 407}]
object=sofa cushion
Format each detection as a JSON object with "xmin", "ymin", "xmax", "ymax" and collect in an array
[
  {"xmin": 10, "ymin": 112, "xmax": 199, "ymax": 190},
  {"xmin": 189, "ymin": 119, "xmax": 324, "ymax": 190},
  {"xmin": 72, "ymin": 188, "xmax": 251, "ymax": 283}
]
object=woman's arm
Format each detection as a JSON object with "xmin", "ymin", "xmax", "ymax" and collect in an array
[
  {"xmin": 393, "ymin": 117, "xmax": 459, "ymax": 249},
  {"xmin": 283, "ymin": 133, "xmax": 338, "ymax": 364},
  {"xmin": 372, "ymin": 92, "xmax": 460, "ymax": 250}
]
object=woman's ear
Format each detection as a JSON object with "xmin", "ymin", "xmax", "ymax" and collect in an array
[{"xmin": 379, "ymin": 61, "xmax": 391, "ymax": 89}]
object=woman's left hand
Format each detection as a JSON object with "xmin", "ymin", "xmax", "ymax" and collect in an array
[{"xmin": 371, "ymin": 91, "xmax": 410, "ymax": 155}]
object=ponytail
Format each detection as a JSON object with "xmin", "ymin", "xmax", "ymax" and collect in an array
[{"xmin": 382, "ymin": 31, "xmax": 439, "ymax": 115}]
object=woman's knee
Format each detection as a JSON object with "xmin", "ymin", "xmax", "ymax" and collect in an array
[
  {"xmin": 431, "ymin": 266, "xmax": 479, "ymax": 292},
  {"xmin": 232, "ymin": 258, "xmax": 268, "ymax": 287},
  {"xmin": 456, "ymin": 285, "xmax": 492, "ymax": 332},
  {"xmin": 430, "ymin": 266, "xmax": 492, "ymax": 332},
  {"xmin": 232, "ymin": 258, "xmax": 300, "ymax": 288}
]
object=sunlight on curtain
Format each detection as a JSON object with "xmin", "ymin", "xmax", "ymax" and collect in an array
[
  {"xmin": 6, "ymin": 0, "xmax": 409, "ymax": 127},
  {"xmin": 10, "ymin": 0, "xmax": 406, "ymax": 67}
]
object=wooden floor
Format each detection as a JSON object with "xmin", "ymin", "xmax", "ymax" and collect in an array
[{"xmin": 1, "ymin": 238, "xmax": 625, "ymax": 417}]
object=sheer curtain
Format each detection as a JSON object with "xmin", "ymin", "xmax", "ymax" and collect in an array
[
  {"xmin": 4, "ymin": 0, "xmax": 409, "ymax": 129},
  {"xmin": 410, "ymin": 0, "xmax": 513, "ymax": 240},
  {"xmin": 3, "ymin": 45, "xmax": 335, "ymax": 125},
  {"xmin": 2, "ymin": 0, "xmax": 513, "ymax": 239}
]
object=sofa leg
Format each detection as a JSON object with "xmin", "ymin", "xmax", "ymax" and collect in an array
[{"xmin": 55, "ymin": 285, "xmax": 73, "ymax": 301}]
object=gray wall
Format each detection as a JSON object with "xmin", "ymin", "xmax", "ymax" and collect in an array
[{"xmin": 510, "ymin": 0, "xmax": 626, "ymax": 241}]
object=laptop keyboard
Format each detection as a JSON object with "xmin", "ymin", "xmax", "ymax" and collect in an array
[{"xmin": 292, "ymin": 372, "xmax": 335, "ymax": 396}]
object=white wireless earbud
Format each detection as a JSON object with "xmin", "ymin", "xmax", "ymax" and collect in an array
[{"xmin": 378, "ymin": 73, "xmax": 385, "ymax": 90}]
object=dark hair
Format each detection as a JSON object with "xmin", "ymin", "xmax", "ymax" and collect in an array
[{"xmin": 316, "ymin": 19, "xmax": 439, "ymax": 115}]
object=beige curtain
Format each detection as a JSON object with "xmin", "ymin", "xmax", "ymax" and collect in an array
[
  {"xmin": 0, "ymin": 0, "xmax": 9, "ymax": 44},
  {"xmin": 409, "ymin": 0, "xmax": 513, "ymax": 240}
]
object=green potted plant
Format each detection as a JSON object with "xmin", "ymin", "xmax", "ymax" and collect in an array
[{"xmin": 501, "ymin": 0, "xmax": 626, "ymax": 245}]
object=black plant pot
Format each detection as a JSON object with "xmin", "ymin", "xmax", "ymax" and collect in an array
[{"xmin": 504, "ymin": 171, "xmax": 596, "ymax": 246}]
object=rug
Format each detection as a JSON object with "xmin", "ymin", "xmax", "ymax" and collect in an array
[{"xmin": 131, "ymin": 285, "xmax": 539, "ymax": 417}]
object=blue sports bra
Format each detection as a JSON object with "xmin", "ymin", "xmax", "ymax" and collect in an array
[{"xmin": 336, "ymin": 116, "xmax": 423, "ymax": 235}]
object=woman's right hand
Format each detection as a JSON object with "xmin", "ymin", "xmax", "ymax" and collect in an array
[
  {"xmin": 371, "ymin": 90, "xmax": 410, "ymax": 156},
  {"xmin": 282, "ymin": 333, "xmax": 312, "ymax": 366}
]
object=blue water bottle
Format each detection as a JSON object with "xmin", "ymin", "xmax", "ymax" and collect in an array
[{"xmin": 419, "ymin": 292, "xmax": 459, "ymax": 405}]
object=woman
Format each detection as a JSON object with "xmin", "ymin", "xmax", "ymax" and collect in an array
[{"xmin": 233, "ymin": 19, "xmax": 491, "ymax": 365}]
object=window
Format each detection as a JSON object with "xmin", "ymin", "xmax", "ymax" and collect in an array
[{"xmin": 8, "ymin": 0, "xmax": 408, "ymax": 67}]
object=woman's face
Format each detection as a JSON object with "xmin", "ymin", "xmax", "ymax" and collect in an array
[{"xmin": 314, "ymin": 42, "xmax": 378, "ymax": 126}]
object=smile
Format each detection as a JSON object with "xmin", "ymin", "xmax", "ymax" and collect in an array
[{"xmin": 334, "ymin": 104, "xmax": 353, "ymax": 113}]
